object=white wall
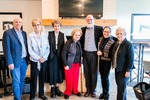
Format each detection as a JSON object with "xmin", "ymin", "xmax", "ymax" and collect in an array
[
  {"xmin": 116, "ymin": 0, "xmax": 150, "ymax": 61},
  {"xmin": 0, "ymin": 0, "xmax": 42, "ymax": 35},
  {"xmin": 116, "ymin": 0, "xmax": 150, "ymax": 39}
]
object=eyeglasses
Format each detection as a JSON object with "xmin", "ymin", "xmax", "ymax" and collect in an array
[
  {"xmin": 33, "ymin": 24, "xmax": 41, "ymax": 27},
  {"xmin": 86, "ymin": 19, "xmax": 94, "ymax": 20},
  {"xmin": 103, "ymin": 31, "xmax": 110, "ymax": 33}
]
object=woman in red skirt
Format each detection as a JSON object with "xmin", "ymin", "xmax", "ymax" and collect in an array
[{"xmin": 61, "ymin": 28, "xmax": 83, "ymax": 99}]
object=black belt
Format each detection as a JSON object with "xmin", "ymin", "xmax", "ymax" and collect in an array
[{"xmin": 84, "ymin": 50, "xmax": 97, "ymax": 53}]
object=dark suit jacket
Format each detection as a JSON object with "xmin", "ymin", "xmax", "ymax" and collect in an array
[
  {"xmin": 48, "ymin": 31, "xmax": 65, "ymax": 59},
  {"xmin": 112, "ymin": 38, "xmax": 134, "ymax": 72},
  {"xmin": 2, "ymin": 28, "xmax": 28, "ymax": 68},
  {"xmin": 80, "ymin": 25, "xmax": 103, "ymax": 51}
]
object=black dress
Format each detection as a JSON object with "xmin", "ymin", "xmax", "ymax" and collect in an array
[{"xmin": 45, "ymin": 31, "xmax": 65, "ymax": 85}]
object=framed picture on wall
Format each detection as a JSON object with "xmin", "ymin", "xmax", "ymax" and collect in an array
[
  {"xmin": 131, "ymin": 14, "xmax": 150, "ymax": 42},
  {"xmin": 0, "ymin": 12, "xmax": 22, "ymax": 39}
]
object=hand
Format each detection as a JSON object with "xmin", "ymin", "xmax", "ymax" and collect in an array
[
  {"xmin": 8, "ymin": 64, "xmax": 14, "ymax": 70},
  {"xmin": 97, "ymin": 50, "xmax": 102, "ymax": 56},
  {"xmin": 39, "ymin": 57, "xmax": 45, "ymax": 63},
  {"xmin": 65, "ymin": 66, "xmax": 69, "ymax": 70},
  {"xmin": 125, "ymin": 71, "xmax": 130, "ymax": 78}
]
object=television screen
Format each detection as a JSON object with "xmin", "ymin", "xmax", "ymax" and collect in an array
[{"xmin": 59, "ymin": 0, "xmax": 103, "ymax": 18}]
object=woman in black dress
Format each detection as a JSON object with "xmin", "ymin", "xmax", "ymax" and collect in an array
[{"xmin": 45, "ymin": 20, "xmax": 66, "ymax": 98}]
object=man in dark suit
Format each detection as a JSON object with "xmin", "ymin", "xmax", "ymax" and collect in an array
[
  {"xmin": 2, "ymin": 17, "xmax": 28, "ymax": 100},
  {"xmin": 80, "ymin": 14, "xmax": 103, "ymax": 98}
]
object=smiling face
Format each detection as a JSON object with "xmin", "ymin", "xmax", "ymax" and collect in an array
[
  {"xmin": 71, "ymin": 28, "xmax": 82, "ymax": 42},
  {"xmin": 116, "ymin": 28, "xmax": 126, "ymax": 43},
  {"xmin": 86, "ymin": 14, "xmax": 94, "ymax": 27},
  {"xmin": 13, "ymin": 17, "xmax": 23, "ymax": 31},
  {"xmin": 53, "ymin": 23, "xmax": 61, "ymax": 33},
  {"xmin": 73, "ymin": 32, "xmax": 81, "ymax": 42},
  {"xmin": 103, "ymin": 27, "xmax": 111, "ymax": 38},
  {"xmin": 32, "ymin": 18, "xmax": 42, "ymax": 33}
]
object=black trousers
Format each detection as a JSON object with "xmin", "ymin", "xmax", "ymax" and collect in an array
[
  {"xmin": 30, "ymin": 61, "xmax": 47, "ymax": 98},
  {"xmin": 115, "ymin": 71, "xmax": 129, "ymax": 100},
  {"xmin": 83, "ymin": 51, "xmax": 98, "ymax": 93},
  {"xmin": 99, "ymin": 60, "xmax": 111, "ymax": 95}
]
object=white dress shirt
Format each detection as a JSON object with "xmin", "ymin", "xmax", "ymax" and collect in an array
[{"xmin": 27, "ymin": 31, "xmax": 50, "ymax": 70}]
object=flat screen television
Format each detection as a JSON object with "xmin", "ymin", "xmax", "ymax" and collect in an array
[{"xmin": 59, "ymin": 0, "xmax": 103, "ymax": 18}]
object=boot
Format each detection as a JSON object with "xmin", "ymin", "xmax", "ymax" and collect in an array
[
  {"xmin": 55, "ymin": 86, "xmax": 63, "ymax": 96},
  {"xmin": 51, "ymin": 87, "xmax": 56, "ymax": 98}
]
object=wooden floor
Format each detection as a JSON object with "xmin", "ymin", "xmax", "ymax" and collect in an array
[{"xmin": 0, "ymin": 69, "xmax": 144, "ymax": 100}]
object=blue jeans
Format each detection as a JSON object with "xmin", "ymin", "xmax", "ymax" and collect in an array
[
  {"xmin": 11, "ymin": 58, "xmax": 27, "ymax": 100},
  {"xmin": 115, "ymin": 71, "xmax": 129, "ymax": 100}
]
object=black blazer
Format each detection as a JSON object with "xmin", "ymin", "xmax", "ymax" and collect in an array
[
  {"xmin": 112, "ymin": 38, "xmax": 134, "ymax": 72},
  {"xmin": 80, "ymin": 25, "xmax": 103, "ymax": 51},
  {"xmin": 61, "ymin": 38, "xmax": 82, "ymax": 68},
  {"xmin": 48, "ymin": 31, "xmax": 65, "ymax": 59}
]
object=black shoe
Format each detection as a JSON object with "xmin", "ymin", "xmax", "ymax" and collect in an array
[
  {"xmin": 91, "ymin": 92, "xmax": 96, "ymax": 98},
  {"xmin": 84, "ymin": 92, "xmax": 90, "ymax": 97},
  {"xmin": 75, "ymin": 92, "xmax": 82, "ymax": 97},
  {"xmin": 99, "ymin": 93, "xmax": 105, "ymax": 99},
  {"xmin": 104, "ymin": 94, "xmax": 109, "ymax": 100},
  {"xmin": 64, "ymin": 94, "xmax": 69, "ymax": 99},
  {"xmin": 51, "ymin": 87, "xmax": 56, "ymax": 98},
  {"xmin": 55, "ymin": 87, "xmax": 63, "ymax": 96},
  {"xmin": 39, "ymin": 95, "xmax": 48, "ymax": 100}
]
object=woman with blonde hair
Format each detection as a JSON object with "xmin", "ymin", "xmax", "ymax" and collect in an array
[
  {"xmin": 61, "ymin": 28, "xmax": 83, "ymax": 99},
  {"xmin": 28, "ymin": 18, "xmax": 50, "ymax": 100}
]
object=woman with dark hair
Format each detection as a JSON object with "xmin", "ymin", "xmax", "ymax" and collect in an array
[
  {"xmin": 45, "ymin": 19, "xmax": 66, "ymax": 98},
  {"xmin": 97, "ymin": 26, "xmax": 116, "ymax": 100}
]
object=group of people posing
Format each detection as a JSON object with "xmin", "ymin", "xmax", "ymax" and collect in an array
[{"xmin": 2, "ymin": 14, "xmax": 134, "ymax": 100}]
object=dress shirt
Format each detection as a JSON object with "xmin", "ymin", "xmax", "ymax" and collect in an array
[
  {"xmin": 84, "ymin": 27, "xmax": 97, "ymax": 51},
  {"xmin": 15, "ymin": 29, "xmax": 27, "ymax": 58},
  {"xmin": 55, "ymin": 32, "xmax": 59, "ymax": 49},
  {"xmin": 28, "ymin": 32, "xmax": 50, "ymax": 70}
]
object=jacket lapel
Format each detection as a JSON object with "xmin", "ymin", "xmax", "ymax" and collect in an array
[{"xmin": 12, "ymin": 28, "xmax": 21, "ymax": 44}]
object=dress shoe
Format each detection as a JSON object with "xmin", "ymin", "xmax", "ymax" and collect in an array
[
  {"xmin": 30, "ymin": 98, "xmax": 34, "ymax": 100},
  {"xmin": 91, "ymin": 92, "xmax": 96, "ymax": 98},
  {"xmin": 55, "ymin": 86, "xmax": 63, "ymax": 96},
  {"xmin": 104, "ymin": 94, "xmax": 109, "ymax": 100},
  {"xmin": 39, "ymin": 95, "xmax": 48, "ymax": 100},
  {"xmin": 64, "ymin": 94, "xmax": 69, "ymax": 99},
  {"xmin": 84, "ymin": 92, "xmax": 90, "ymax": 97},
  {"xmin": 51, "ymin": 87, "xmax": 56, "ymax": 98},
  {"xmin": 99, "ymin": 93, "xmax": 105, "ymax": 99},
  {"xmin": 75, "ymin": 92, "xmax": 82, "ymax": 97}
]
